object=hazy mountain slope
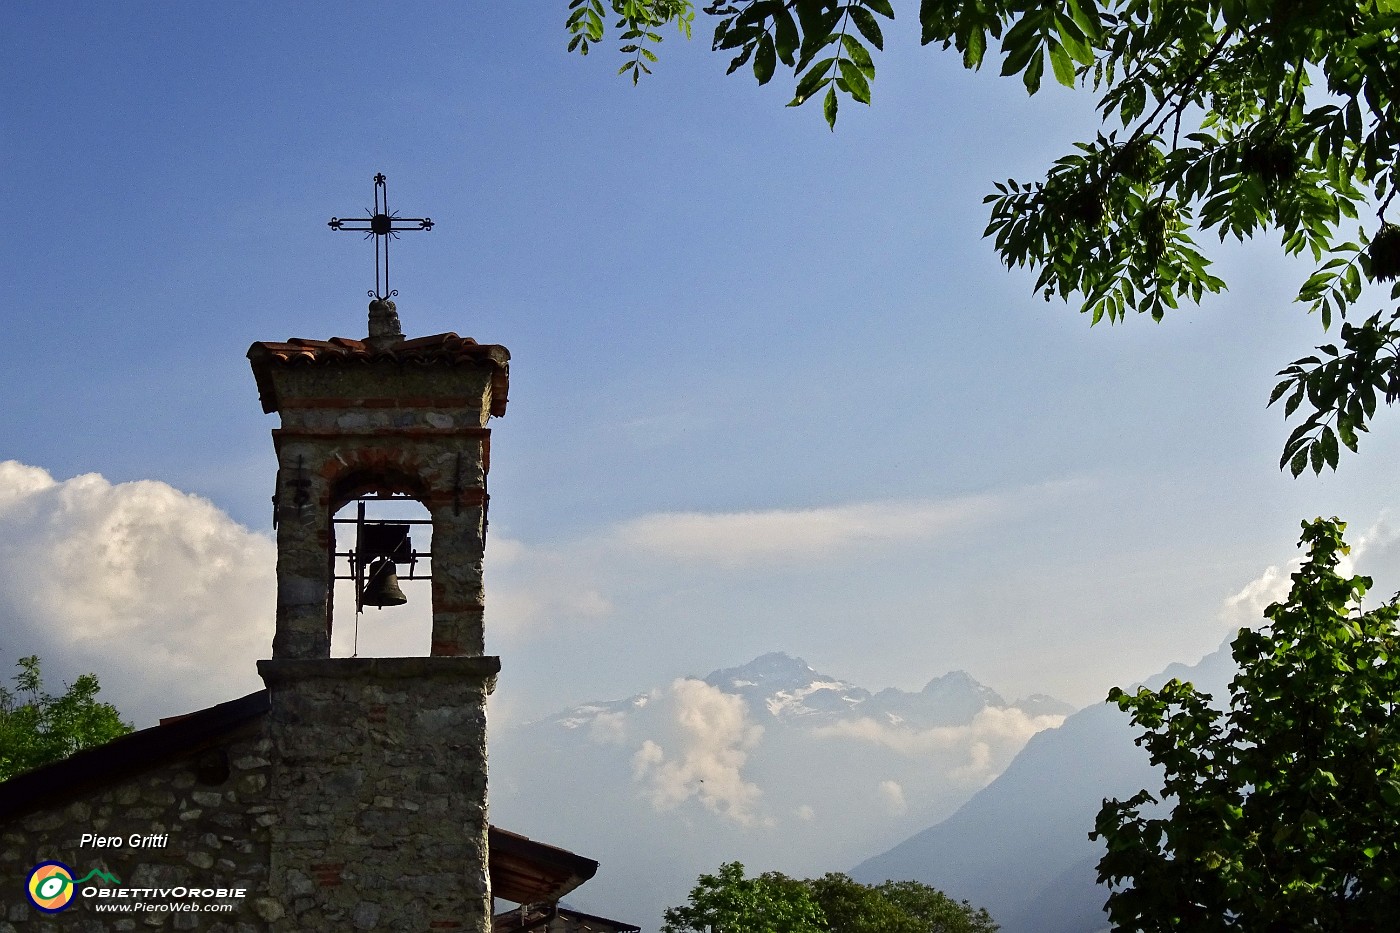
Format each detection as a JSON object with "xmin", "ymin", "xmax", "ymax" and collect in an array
[
  {"xmin": 851, "ymin": 700, "xmax": 1145, "ymax": 929},
  {"xmin": 850, "ymin": 641, "xmax": 1236, "ymax": 933}
]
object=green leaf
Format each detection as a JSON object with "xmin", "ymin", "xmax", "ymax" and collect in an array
[
  {"xmin": 792, "ymin": 57, "xmax": 835, "ymax": 104},
  {"xmin": 823, "ymin": 84, "xmax": 837, "ymax": 128},
  {"xmin": 1321, "ymin": 426, "xmax": 1339, "ymax": 469},
  {"xmin": 1022, "ymin": 51, "xmax": 1044, "ymax": 94},
  {"xmin": 849, "ymin": 7, "xmax": 884, "ymax": 51},
  {"xmin": 962, "ymin": 25, "xmax": 986, "ymax": 69},
  {"xmin": 1338, "ymin": 418, "xmax": 1359, "ymax": 452},
  {"xmin": 841, "ymin": 34, "xmax": 875, "ymax": 78},
  {"xmin": 726, "ymin": 44, "xmax": 755, "ymax": 75},
  {"xmin": 1049, "ymin": 42, "xmax": 1076, "ymax": 88},
  {"xmin": 1065, "ymin": 0, "xmax": 1102, "ymax": 42},
  {"xmin": 774, "ymin": 6, "xmax": 800, "ymax": 64},
  {"xmin": 838, "ymin": 58, "xmax": 871, "ymax": 104},
  {"xmin": 1055, "ymin": 14, "xmax": 1094, "ymax": 66},
  {"xmin": 754, "ymin": 32, "xmax": 776, "ymax": 85},
  {"xmin": 1290, "ymin": 446, "xmax": 1309, "ymax": 477},
  {"xmin": 1000, "ymin": 33, "xmax": 1040, "ymax": 79}
]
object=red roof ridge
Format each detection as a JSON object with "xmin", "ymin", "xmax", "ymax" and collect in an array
[{"xmin": 246, "ymin": 334, "xmax": 511, "ymax": 416}]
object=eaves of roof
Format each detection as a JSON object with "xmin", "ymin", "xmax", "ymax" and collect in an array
[
  {"xmin": 0, "ymin": 689, "xmax": 270, "ymax": 823},
  {"xmin": 247, "ymin": 333, "xmax": 511, "ymax": 416}
]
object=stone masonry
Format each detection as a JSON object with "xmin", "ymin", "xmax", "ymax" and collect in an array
[
  {"xmin": 259, "ymin": 657, "xmax": 498, "ymax": 931},
  {"xmin": 0, "ymin": 715, "xmax": 275, "ymax": 932}
]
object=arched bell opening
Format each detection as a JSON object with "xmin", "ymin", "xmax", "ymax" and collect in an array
[{"xmin": 328, "ymin": 470, "xmax": 436, "ymax": 658}]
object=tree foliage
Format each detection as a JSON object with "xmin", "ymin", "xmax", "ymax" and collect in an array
[
  {"xmin": 0, "ymin": 655, "xmax": 132, "ymax": 782},
  {"xmin": 1091, "ymin": 518, "xmax": 1400, "ymax": 931},
  {"xmin": 811, "ymin": 874, "xmax": 999, "ymax": 933},
  {"xmin": 662, "ymin": 862, "xmax": 827, "ymax": 933},
  {"xmin": 661, "ymin": 862, "xmax": 998, "ymax": 933},
  {"xmin": 567, "ymin": 0, "xmax": 1400, "ymax": 473}
]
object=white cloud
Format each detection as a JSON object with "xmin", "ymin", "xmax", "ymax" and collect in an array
[
  {"xmin": 878, "ymin": 780, "xmax": 908, "ymax": 815},
  {"xmin": 488, "ymin": 495, "xmax": 995, "ymax": 638},
  {"xmin": 795, "ymin": 804, "xmax": 815, "ymax": 821},
  {"xmin": 0, "ymin": 462, "xmax": 274, "ymax": 727},
  {"xmin": 487, "ymin": 534, "xmax": 615, "ymax": 636},
  {"xmin": 609, "ymin": 495, "xmax": 1005, "ymax": 565},
  {"xmin": 1220, "ymin": 563, "xmax": 1291, "ymax": 632},
  {"xmin": 630, "ymin": 678, "xmax": 765, "ymax": 825},
  {"xmin": 952, "ymin": 742, "xmax": 994, "ymax": 784},
  {"xmin": 483, "ymin": 484, "xmax": 1071, "ymax": 644},
  {"xmin": 812, "ymin": 706, "xmax": 1065, "ymax": 785}
]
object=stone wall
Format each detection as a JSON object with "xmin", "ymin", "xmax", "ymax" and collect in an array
[
  {"xmin": 260, "ymin": 657, "xmax": 498, "ymax": 932},
  {"xmin": 0, "ymin": 721, "xmax": 276, "ymax": 932}
]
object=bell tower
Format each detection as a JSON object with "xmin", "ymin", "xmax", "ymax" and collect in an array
[
  {"xmin": 246, "ymin": 296, "xmax": 510, "ymax": 931},
  {"xmin": 247, "ymin": 298, "xmax": 509, "ymax": 659}
]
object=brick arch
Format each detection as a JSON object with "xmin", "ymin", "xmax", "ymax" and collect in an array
[
  {"xmin": 325, "ymin": 448, "xmax": 435, "ymax": 514},
  {"xmin": 271, "ymin": 439, "xmax": 489, "ymax": 660},
  {"xmin": 329, "ymin": 468, "xmax": 432, "ymax": 513}
]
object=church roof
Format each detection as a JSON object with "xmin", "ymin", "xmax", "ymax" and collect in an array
[
  {"xmin": 247, "ymin": 333, "xmax": 511, "ymax": 416},
  {"xmin": 489, "ymin": 829, "xmax": 601, "ymax": 907},
  {"xmin": 494, "ymin": 904, "xmax": 642, "ymax": 933},
  {"xmin": 0, "ymin": 689, "xmax": 270, "ymax": 820},
  {"xmin": 0, "ymin": 688, "xmax": 596, "ymax": 904}
]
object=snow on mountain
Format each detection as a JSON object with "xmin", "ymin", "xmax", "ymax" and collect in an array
[{"xmin": 542, "ymin": 651, "xmax": 1072, "ymax": 732}]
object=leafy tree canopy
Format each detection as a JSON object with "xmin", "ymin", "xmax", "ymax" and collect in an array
[
  {"xmin": 662, "ymin": 862, "xmax": 827, "ymax": 933},
  {"xmin": 0, "ymin": 655, "xmax": 132, "ymax": 782},
  {"xmin": 870, "ymin": 878, "xmax": 998, "ymax": 933},
  {"xmin": 567, "ymin": 0, "xmax": 1400, "ymax": 475},
  {"xmin": 1091, "ymin": 518, "xmax": 1400, "ymax": 931},
  {"xmin": 661, "ymin": 862, "xmax": 998, "ymax": 933}
]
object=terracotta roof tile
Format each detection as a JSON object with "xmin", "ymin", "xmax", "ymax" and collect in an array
[
  {"xmin": 247, "ymin": 333, "xmax": 510, "ymax": 416},
  {"xmin": 250, "ymin": 333, "xmax": 506, "ymax": 366}
]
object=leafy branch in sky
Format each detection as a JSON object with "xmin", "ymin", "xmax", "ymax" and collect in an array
[
  {"xmin": 566, "ymin": 0, "xmax": 696, "ymax": 83},
  {"xmin": 566, "ymin": 0, "xmax": 1400, "ymax": 474}
]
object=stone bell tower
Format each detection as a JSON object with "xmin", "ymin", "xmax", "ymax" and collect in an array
[{"xmin": 246, "ymin": 297, "xmax": 510, "ymax": 931}]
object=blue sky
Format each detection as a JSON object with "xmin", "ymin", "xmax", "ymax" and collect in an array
[{"xmin": 3, "ymin": 2, "xmax": 1399, "ymax": 733}]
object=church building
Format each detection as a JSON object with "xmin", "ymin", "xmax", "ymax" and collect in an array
[{"xmin": 0, "ymin": 287, "xmax": 630, "ymax": 931}]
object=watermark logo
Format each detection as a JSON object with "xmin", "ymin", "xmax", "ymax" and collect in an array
[
  {"xmin": 25, "ymin": 861, "xmax": 122, "ymax": 913},
  {"xmin": 26, "ymin": 861, "xmax": 75, "ymax": 913}
]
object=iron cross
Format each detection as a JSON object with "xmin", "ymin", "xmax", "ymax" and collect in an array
[{"xmin": 328, "ymin": 173, "xmax": 434, "ymax": 300}]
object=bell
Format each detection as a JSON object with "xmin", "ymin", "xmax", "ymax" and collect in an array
[{"xmin": 361, "ymin": 558, "xmax": 407, "ymax": 608}]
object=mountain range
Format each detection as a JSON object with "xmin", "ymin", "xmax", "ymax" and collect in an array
[{"xmin": 488, "ymin": 652, "xmax": 1075, "ymax": 931}]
